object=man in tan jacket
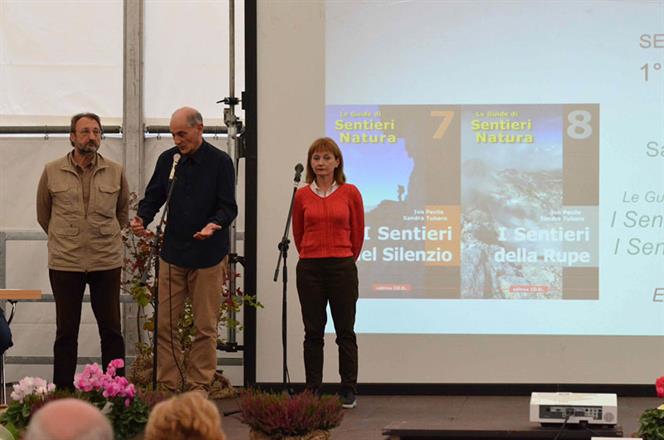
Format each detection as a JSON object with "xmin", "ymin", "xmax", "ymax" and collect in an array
[{"xmin": 36, "ymin": 112, "xmax": 129, "ymax": 390}]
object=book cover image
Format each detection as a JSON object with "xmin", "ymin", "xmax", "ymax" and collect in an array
[
  {"xmin": 327, "ymin": 105, "xmax": 462, "ymax": 299},
  {"xmin": 326, "ymin": 104, "xmax": 598, "ymax": 300},
  {"xmin": 460, "ymin": 105, "xmax": 598, "ymax": 300}
]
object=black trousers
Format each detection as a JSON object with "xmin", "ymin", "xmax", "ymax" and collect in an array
[
  {"xmin": 0, "ymin": 310, "xmax": 12, "ymax": 355},
  {"xmin": 296, "ymin": 257, "xmax": 358, "ymax": 393},
  {"xmin": 49, "ymin": 268, "xmax": 125, "ymax": 389}
]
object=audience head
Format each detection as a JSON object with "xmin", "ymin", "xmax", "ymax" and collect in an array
[
  {"xmin": 24, "ymin": 398, "xmax": 113, "ymax": 440},
  {"xmin": 144, "ymin": 391, "xmax": 226, "ymax": 440}
]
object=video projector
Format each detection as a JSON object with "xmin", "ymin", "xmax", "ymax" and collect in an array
[{"xmin": 529, "ymin": 392, "xmax": 617, "ymax": 425}]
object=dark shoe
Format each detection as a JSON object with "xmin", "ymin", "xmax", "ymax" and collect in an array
[{"xmin": 340, "ymin": 389, "xmax": 357, "ymax": 409}]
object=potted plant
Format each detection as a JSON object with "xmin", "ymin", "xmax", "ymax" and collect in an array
[
  {"xmin": 0, "ymin": 359, "xmax": 149, "ymax": 440},
  {"xmin": 239, "ymin": 389, "xmax": 344, "ymax": 440},
  {"xmin": 639, "ymin": 376, "xmax": 664, "ymax": 440}
]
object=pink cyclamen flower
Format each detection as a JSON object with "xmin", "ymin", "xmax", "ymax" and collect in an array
[
  {"xmin": 125, "ymin": 383, "xmax": 136, "ymax": 399},
  {"xmin": 106, "ymin": 359, "xmax": 124, "ymax": 377},
  {"xmin": 655, "ymin": 376, "xmax": 664, "ymax": 398},
  {"xmin": 74, "ymin": 363, "xmax": 105, "ymax": 392},
  {"xmin": 102, "ymin": 382, "xmax": 122, "ymax": 399},
  {"xmin": 72, "ymin": 360, "xmax": 137, "ymax": 406}
]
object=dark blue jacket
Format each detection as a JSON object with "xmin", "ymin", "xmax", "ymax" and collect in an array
[{"xmin": 137, "ymin": 140, "xmax": 237, "ymax": 268}]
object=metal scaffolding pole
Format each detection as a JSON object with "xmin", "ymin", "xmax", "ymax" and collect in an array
[
  {"xmin": 123, "ymin": 0, "xmax": 145, "ymax": 359},
  {"xmin": 218, "ymin": 0, "xmax": 245, "ymax": 353}
]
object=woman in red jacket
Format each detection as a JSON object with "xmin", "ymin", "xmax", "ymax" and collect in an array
[{"xmin": 292, "ymin": 137, "xmax": 365, "ymax": 409}]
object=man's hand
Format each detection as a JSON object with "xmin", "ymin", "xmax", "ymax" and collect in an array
[
  {"xmin": 130, "ymin": 216, "xmax": 146, "ymax": 236},
  {"xmin": 194, "ymin": 222, "xmax": 221, "ymax": 240}
]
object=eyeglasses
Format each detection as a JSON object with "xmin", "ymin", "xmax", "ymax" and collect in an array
[{"xmin": 77, "ymin": 129, "xmax": 102, "ymax": 137}]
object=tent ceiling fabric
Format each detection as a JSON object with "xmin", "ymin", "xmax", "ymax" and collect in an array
[
  {"xmin": 0, "ymin": 1, "xmax": 123, "ymax": 125},
  {"xmin": 0, "ymin": 0, "xmax": 245, "ymax": 126}
]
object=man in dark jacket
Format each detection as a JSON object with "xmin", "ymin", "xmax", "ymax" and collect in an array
[{"xmin": 130, "ymin": 107, "xmax": 237, "ymax": 394}]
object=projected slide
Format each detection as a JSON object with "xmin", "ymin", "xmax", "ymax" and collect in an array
[
  {"xmin": 327, "ymin": 104, "xmax": 599, "ymax": 300},
  {"xmin": 323, "ymin": 0, "xmax": 664, "ymax": 335}
]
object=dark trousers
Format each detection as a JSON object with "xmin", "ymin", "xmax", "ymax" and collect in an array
[
  {"xmin": 296, "ymin": 257, "xmax": 358, "ymax": 393},
  {"xmin": 49, "ymin": 268, "xmax": 125, "ymax": 389},
  {"xmin": 0, "ymin": 310, "xmax": 12, "ymax": 355}
]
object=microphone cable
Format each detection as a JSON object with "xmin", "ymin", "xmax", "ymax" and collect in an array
[
  {"xmin": 163, "ymin": 157, "xmax": 185, "ymax": 392},
  {"xmin": 166, "ymin": 262, "xmax": 186, "ymax": 392},
  {"xmin": 552, "ymin": 413, "xmax": 571, "ymax": 440}
]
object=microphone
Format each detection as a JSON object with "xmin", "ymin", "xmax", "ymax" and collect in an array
[
  {"xmin": 294, "ymin": 163, "xmax": 304, "ymax": 183},
  {"xmin": 168, "ymin": 153, "xmax": 181, "ymax": 181}
]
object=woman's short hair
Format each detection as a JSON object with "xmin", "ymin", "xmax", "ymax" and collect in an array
[
  {"xmin": 305, "ymin": 137, "xmax": 346, "ymax": 185},
  {"xmin": 144, "ymin": 391, "xmax": 226, "ymax": 440}
]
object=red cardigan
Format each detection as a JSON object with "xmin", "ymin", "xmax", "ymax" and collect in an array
[{"xmin": 292, "ymin": 183, "xmax": 365, "ymax": 260}]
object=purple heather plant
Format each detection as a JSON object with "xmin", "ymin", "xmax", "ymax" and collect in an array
[{"xmin": 239, "ymin": 389, "xmax": 344, "ymax": 437}]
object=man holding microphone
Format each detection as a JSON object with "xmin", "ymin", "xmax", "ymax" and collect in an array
[{"xmin": 130, "ymin": 106, "xmax": 237, "ymax": 395}]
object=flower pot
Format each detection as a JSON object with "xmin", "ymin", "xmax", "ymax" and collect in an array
[{"xmin": 249, "ymin": 429, "xmax": 331, "ymax": 440}]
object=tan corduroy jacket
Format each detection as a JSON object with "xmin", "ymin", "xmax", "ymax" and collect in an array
[{"xmin": 36, "ymin": 152, "xmax": 129, "ymax": 272}]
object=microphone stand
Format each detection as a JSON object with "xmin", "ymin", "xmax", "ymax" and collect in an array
[
  {"xmin": 273, "ymin": 168, "xmax": 302, "ymax": 394},
  {"xmin": 142, "ymin": 173, "xmax": 178, "ymax": 391}
]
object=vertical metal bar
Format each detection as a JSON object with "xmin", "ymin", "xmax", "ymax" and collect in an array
[
  {"xmin": 226, "ymin": 0, "xmax": 239, "ymax": 345},
  {"xmin": 123, "ymin": 0, "xmax": 145, "ymax": 193},
  {"xmin": 243, "ymin": 0, "xmax": 258, "ymax": 387},
  {"xmin": 229, "ymin": 0, "xmax": 235, "ymax": 99},
  {"xmin": 123, "ymin": 0, "xmax": 145, "ymax": 357}
]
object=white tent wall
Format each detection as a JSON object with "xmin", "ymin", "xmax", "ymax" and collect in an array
[
  {"xmin": 144, "ymin": 0, "xmax": 245, "ymax": 125},
  {"xmin": 0, "ymin": 0, "xmax": 244, "ymax": 125},
  {"xmin": 0, "ymin": 0, "xmax": 247, "ymax": 385},
  {"xmin": 0, "ymin": 135, "xmax": 244, "ymax": 384},
  {"xmin": 0, "ymin": 1, "xmax": 123, "ymax": 126}
]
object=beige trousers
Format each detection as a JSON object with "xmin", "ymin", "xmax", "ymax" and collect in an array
[{"xmin": 157, "ymin": 258, "xmax": 224, "ymax": 392}]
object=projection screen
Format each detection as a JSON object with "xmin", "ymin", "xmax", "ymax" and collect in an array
[{"xmin": 256, "ymin": 0, "xmax": 664, "ymax": 385}]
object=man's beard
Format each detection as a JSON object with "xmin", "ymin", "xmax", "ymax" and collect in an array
[{"xmin": 77, "ymin": 142, "xmax": 99, "ymax": 155}]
